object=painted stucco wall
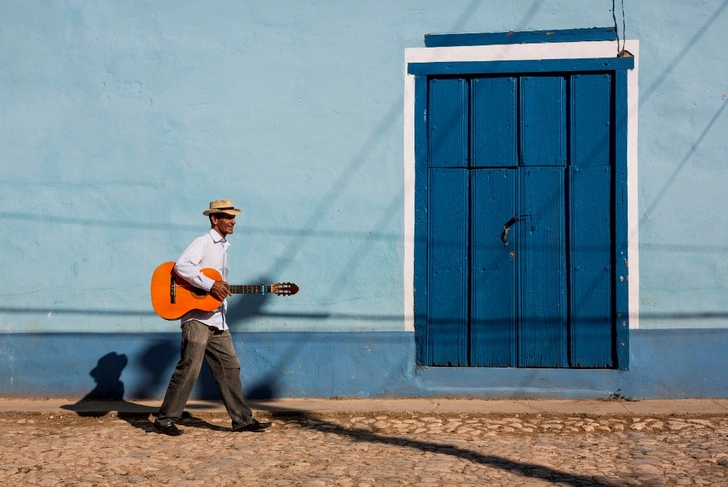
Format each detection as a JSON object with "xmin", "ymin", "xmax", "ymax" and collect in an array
[
  {"xmin": 632, "ymin": 0, "xmax": 728, "ymax": 329},
  {"xmin": 1, "ymin": 0, "xmax": 727, "ymax": 398}
]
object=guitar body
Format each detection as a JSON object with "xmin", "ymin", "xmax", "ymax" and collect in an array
[
  {"xmin": 151, "ymin": 262, "xmax": 224, "ymax": 320},
  {"xmin": 151, "ymin": 261, "xmax": 298, "ymax": 320}
]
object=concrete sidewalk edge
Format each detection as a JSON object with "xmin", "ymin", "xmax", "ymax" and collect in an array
[{"xmin": 0, "ymin": 398, "xmax": 727, "ymax": 416}]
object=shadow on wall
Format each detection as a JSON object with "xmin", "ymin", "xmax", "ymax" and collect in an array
[
  {"xmin": 130, "ymin": 336, "xmax": 243, "ymax": 401},
  {"xmin": 62, "ymin": 286, "xmax": 282, "ymax": 404},
  {"xmin": 226, "ymin": 288, "xmax": 279, "ymax": 400},
  {"xmin": 61, "ymin": 352, "xmax": 157, "ymax": 423},
  {"xmin": 81, "ymin": 352, "xmax": 129, "ymax": 401},
  {"xmin": 61, "ymin": 352, "xmax": 230, "ymax": 433}
]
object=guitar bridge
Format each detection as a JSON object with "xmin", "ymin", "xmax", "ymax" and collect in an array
[{"xmin": 170, "ymin": 275, "xmax": 176, "ymax": 304}]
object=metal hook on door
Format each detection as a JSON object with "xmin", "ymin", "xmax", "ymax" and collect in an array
[{"xmin": 501, "ymin": 216, "xmax": 518, "ymax": 246}]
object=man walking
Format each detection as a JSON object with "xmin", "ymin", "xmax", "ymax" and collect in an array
[{"xmin": 154, "ymin": 199, "xmax": 271, "ymax": 436}]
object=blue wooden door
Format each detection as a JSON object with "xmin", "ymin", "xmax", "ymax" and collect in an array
[{"xmin": 423, "ymin": 71, "xmax": 616, "ymax": 368}]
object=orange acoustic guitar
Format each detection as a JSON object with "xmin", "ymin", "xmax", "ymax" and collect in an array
[{"xmin": 151, "ymin": 261, "xmax": 299, "ymax": 320}]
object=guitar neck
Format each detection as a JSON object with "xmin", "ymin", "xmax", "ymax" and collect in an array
[{"xmin": 228, "ymin": 284, "xmax": 272, "ymax": 294}]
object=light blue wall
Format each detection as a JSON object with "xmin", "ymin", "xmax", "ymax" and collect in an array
[
  {"xmin": 1, "ymin": 1, "xmax": 727, "ymax": 397},
  {"xmin": 633, "ymin": 0, "xmax": 728, "ymax": 329}
]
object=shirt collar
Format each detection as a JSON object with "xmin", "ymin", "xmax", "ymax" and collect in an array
[{"xmin": 208, "ymin": 228, "xmax": 228, "ymax": 245}]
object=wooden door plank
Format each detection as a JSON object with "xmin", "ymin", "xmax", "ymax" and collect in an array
[
  {"xmin": 570, "ymin": 166, "xmax": 614, "ymax": 367},
  {"xmin": 520, "ymin": 76, "xmax": 566, "ymax": 167},
  {"xmin": 471, "ymin": 77, "xmax": 518, "ymax": 168},
  {"xmin": 470, "ymin": 169, "xmax": 518, "ymax": 366},
  {"xmin": 571, "ymin": 73, "xmax": 612, "ymax": 166},
  {"xmin": 429, "ymin": 78, "xmax": 469, "ymax": 168},
  {"xmin": 519, "ymin": 167, "xmax": 568, "ymax": 367},
  {"xmin": 427, "ymin": 168, "xmax": 469, "ymax": 366}
]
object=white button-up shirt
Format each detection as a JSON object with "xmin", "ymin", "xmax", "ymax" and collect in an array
[{"xmin": 173, "ymin": 229, "xmax": 230, "ymax": 330}]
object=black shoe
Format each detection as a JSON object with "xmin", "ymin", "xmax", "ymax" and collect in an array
[
  {"xmin": 233, "ymin": 419, "xmax": 272, "ymax": 432},
  {"xmin": 154, "ymin": 420, "xmax": 183, "ymax": 436}
]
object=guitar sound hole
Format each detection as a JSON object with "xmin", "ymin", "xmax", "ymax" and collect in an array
[{"xmin": 191, "ymin": 287, "xmax": 209, "ymax": 299}]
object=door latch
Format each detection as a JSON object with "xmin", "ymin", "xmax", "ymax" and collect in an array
[{"xmin": 501, "ymin": 214, "xmax": 531, "ymax": 247}]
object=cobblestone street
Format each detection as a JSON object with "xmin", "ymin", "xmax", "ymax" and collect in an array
[{"xmin": 2, "ymin": 409, "xmax": 728, "ymax": 486}]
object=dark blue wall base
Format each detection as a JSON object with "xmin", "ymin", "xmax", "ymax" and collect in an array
[{"xmin": 1, "ymin": 329, "xmax": 726, "ymax": 400}]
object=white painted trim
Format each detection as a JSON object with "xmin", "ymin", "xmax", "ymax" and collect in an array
[
  {"xmin": 403, "ymin": 40, "xmax": 640, "ymax": 332},
  {"xmin": 625, "ymin": 42, "xmax": 640, "ymax": 330},
  {"xmin": 403, "ymin": 68, "xmax": 416, "ymax": 332}
]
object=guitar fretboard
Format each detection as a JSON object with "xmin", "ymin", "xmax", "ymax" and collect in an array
[{"xmin": 228, "ymin": 285, "xmax": 272, "ymax": 294}]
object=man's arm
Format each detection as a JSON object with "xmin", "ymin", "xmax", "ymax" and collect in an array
[
  {"xmin": 174, "ymin": 236, "xmax": 232, "ymax": 300},
  {"xmin": 173, "ymin": 237, "xmax": 216, "ymax": 292}
]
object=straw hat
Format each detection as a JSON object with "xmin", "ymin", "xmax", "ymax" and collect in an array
[{"xmin": 202, "ymin": 199, "xmax": 242, "ymax": 216}]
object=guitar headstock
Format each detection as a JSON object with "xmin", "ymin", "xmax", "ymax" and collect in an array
[{"xmin": 272, "ymin": 282, "xmax": 299, "ymax": 296}]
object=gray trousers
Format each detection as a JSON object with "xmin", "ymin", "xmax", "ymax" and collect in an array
[{"xmin": 158, "ymin": 320, "xmax": 253, "ymax": 429}]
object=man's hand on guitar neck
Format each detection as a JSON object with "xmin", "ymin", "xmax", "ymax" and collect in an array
[{"xmin": 210, "ymin": 280, "xmax": 233, "ymax": 301}]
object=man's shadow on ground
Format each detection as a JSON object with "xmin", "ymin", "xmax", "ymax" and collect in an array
[
  {"xmin": 61, "ymin": 292, "xmax": 280, "ymax": 433},
  {"xmin": 61, "ymin": 352, "xmax": 228, "ymax": 433},
  {"xmin": 61, "ymin": 354, "xmax": 622, "ymax": 486}
]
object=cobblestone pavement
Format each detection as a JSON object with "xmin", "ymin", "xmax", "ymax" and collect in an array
[{"xmin": 1, "ymin": 410, "xmax": 728, "ymax": 486}]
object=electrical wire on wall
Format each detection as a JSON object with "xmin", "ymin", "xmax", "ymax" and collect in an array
[{"xmin": 612, "ymin": 0, "xmax": 633, "ymax": 57}]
